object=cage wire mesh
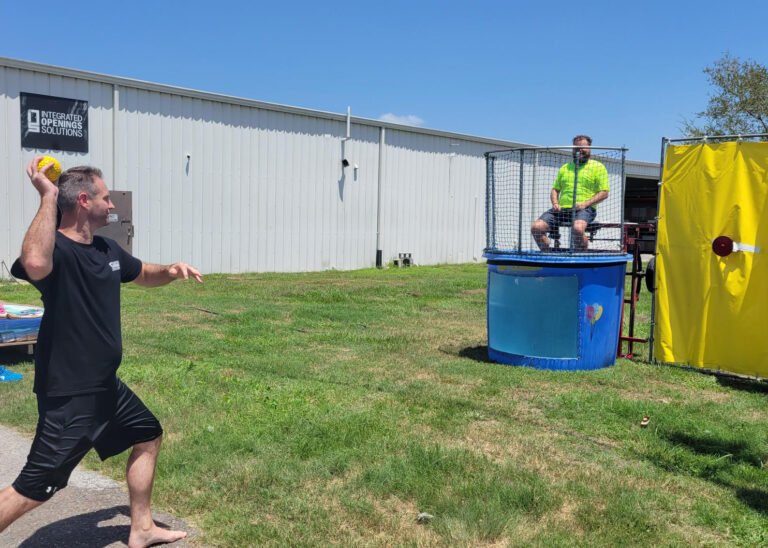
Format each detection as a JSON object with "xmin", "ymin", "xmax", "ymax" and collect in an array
[{"xmin": 485, "ymin": 146, "xmax": 627, "ymax": 256}]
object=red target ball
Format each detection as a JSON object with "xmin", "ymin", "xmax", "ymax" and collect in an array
[{"xmin": 712, "ymin": 236, "xmax": 734, "ymax": 257}]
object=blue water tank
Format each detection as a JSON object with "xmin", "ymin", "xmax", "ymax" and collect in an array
[{"xmin": 485, "ymin": 253, "xmax": 631, "ymax": 370}]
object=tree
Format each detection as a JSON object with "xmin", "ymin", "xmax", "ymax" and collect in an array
[{"xmin": 682, "ymin": 54, "xmax": 768, "ymax": 136}]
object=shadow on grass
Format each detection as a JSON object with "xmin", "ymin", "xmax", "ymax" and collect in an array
[
  {"xmin": 736, "ymin": 488, "xmax": 768, "ymax": 515},
  {"xmin": 0, "ymin": 347, "xmax": 35, "ymax": 367},
  {"xmin": 665, "ymin": 431, "xmax": 763, "ymax": 467},
  {"xmin": 458, "ymin": 345, "xmax": 495, "ymax": 363},
  {"xmin": 641, "ymin": 430, "xmax": 768, "ymax": 516},
  {"xmin": 438, "ymin": 344, "xmax": 496, "ymax": 364},
  {"xmin": 716, "ymin": 375, "xmax": 768, "ymax": 394}
]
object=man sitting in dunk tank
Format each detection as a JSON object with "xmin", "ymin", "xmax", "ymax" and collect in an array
[{"xmin": 531, "ymin": 135, "xmax": 610, "ymax": 251}]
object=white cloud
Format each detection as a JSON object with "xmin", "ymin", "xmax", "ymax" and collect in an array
[{"xmin": 378, "ymin": 113, "xmax": 425, "ymax": 126}]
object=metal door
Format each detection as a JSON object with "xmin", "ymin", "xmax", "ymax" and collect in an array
[{"xmin": 94, "ymin": 191, "xmax": 134, "ymax": 254}]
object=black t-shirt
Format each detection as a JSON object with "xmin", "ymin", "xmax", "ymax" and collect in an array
[{"xmin": 11, "ymin": 232, "xmax": 143, "ymax": 396}]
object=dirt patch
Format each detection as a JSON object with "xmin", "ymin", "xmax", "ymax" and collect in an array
[
  {"xmin": 165, "ymin": 431, "xmax": 185, "ymax": 443},
  {"xmin": 515, "ymin": 499, "xmax": 585, "ymax": 544},
  {"xmin": 412, "ymin": 370, "xmax": 437, "ymax": 381},
  {"xmin": 667, "ymin": 519, "xmax": 732, "ymax": 545},
  {"xmin": 551, "ymin": 499, "xmax": 580, "ymax": 531},
  {"xmin": 619, "ymin": 381, "xmax": 732, "ymax": 405},
  {"xmin": 462, "ymin": 289, "xmax": 486, "ymax": 295}
]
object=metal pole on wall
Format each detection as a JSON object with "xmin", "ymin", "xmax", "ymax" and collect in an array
[
  {"xmin": 112, "ymin": 84, "xmax": 119, "ymax": 190},
  {"xmin": 375, "ymin": 126, "xmax": 385, "ymax": 268},
  {"xmin": 648, "ymin": 137, "xmax": 668, "ymax": 363}
]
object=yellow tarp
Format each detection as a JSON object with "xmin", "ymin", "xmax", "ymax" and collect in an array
[{"xmin": 654, "ymin": 141, "xmax": 768, "ymax": 375}]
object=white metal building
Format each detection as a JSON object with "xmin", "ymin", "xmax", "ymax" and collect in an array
[{"xmin": 0, "ymin": 57, "xmax": 658, "ymax": 274}]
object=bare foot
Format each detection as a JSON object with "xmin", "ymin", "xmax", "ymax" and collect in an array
[{"xmin": 128, "ymin": 524, "xmax": 187, "ymax": 548}]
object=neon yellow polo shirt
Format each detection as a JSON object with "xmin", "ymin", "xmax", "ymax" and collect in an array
[{"xmin": 553, "ymin": 159, "xmax": 609, "ymax": 208}]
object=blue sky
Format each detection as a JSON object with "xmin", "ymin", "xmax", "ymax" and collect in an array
[{"xmin": 2, "ymin": 0, "xmax": 766, "ymax": 162}]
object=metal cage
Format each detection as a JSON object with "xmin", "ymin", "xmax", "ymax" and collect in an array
[{"xmin": 485, "ymin": 146, "xmax": 628, "ymax": 256}]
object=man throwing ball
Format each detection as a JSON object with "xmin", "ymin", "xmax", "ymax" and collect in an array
[
  {"xmin": 0, "ymin": 158, "xmax": 202, "ymax": 547},
  {"xmin": 531, "ymin": 135, "xmax": 610, "ymax": 251}
]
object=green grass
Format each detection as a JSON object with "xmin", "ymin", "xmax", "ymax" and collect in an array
[{"xmin": 0, "ymin": 263, "xmax": 766, "ymax": 547}]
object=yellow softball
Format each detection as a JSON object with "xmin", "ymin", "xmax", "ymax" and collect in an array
[{"xmin": 38, "ymin": 156, "xmax": 62, "ymax": 182}]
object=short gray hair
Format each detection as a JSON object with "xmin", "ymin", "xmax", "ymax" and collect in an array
[{"xmin": 57, "ymin": 166, "xmax": 103, "ymax": 213}]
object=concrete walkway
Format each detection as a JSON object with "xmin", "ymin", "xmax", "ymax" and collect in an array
[{"xmin": 0, "ymin": 424, "xmax": 207, "ymax": 547}]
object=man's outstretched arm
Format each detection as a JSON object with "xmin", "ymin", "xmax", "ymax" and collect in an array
[
  {"xmin": 19, "ymin": 158, "xmax": 59, "ymax": 281},
  {"xmin": 133, "ymin": 262, "xmax": 203, "ymax": 287}
]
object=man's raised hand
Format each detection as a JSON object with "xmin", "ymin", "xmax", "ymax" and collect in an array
[{"xmin": 26, "ymin": 157, "xmax": 59, "ymax": 198}]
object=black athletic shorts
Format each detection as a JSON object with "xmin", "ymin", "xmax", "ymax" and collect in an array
[
  {"xmin": 13, "ymin": 378, "xmax": 163, "ymax": 502},
  {"xmin": 538, "ymin": 206, "xmax": 597, "ymax": 227}
]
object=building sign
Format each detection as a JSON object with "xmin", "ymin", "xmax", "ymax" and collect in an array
[{"xmin": 20, "ymin": 92, "xmax": 89, "ymax": 153}]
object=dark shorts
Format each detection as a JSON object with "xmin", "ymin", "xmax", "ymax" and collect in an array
[
  {"xmin": 538, "ymin": 207, "xmax": 597, "ymax": 227},
  {"xmin": 13, "ymin": 378, "xmax": 163, "ymax": 502}
]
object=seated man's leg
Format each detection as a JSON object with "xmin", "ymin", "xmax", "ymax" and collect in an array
[
  {"xmin": 572, "ymin": 207, "xmax": 597, "ymax": 251},
  {"xmin": 532, "ymin": 209, "xmax": 557, "ymax": 251},
  {"xmin": 572, "ymin": 220, "xmax": 588, "ymax": 250}
]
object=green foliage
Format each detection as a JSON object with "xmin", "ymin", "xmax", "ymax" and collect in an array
[{"xmin": 683, "ymin": 53, "xmax": 768, "ymax": 136}]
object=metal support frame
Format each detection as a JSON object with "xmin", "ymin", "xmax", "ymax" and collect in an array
[
  {"xmin": 570, "ymin": 160, "xmax": 579, "ymax": 252},
  {"xmin": 518, "ymin": 150, "xmax": 524, "ymax": 253},
  {"xmin": 485, "ymin": 145, "xmax": 628, "ymax": 256},
  {"xmin": 617, "ymin": 222, "xmax": 656, "ymax": 359},
  {"xmin": 666, "ymin": 133, "xmax": 768, "ymax": 143},
  {"xmin": 648, "ymin": 137, "xmax": 668, "ymax": 363},
  {"xmin": 485, "ymin": 155, "xmax": 495, "ymax": 251},
  {"xmin": 619, "ymin": 149, "xmax": 626, "ymax": 248}
]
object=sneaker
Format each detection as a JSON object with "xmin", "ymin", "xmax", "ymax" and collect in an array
[{"xmin": 0, "ymin": 366, "xmax": 23, "ymax": 382}]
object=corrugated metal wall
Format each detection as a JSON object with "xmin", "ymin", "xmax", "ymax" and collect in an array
[
  {"xmin": 115, "ymin": 88, "xmax": 381, "ymax": 273},
  {"xmin": 0, "ymin": 62, "xmax": 489, "ymax": 273},
  {"xmin": 380, "ymin": 130, "xmax": 487, "ymax": 264},
  {"xmin": 0, "ymin": 65, "xmax": 114, "ymax": 270},
  {"xmin": 0, "ymin": 59, "xmax": 656, "ymax": 274}
]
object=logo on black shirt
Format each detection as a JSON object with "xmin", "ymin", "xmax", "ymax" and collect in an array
[{"xmin": 109, "ymin": 261, "xmax": 120, "ymax": 271}]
